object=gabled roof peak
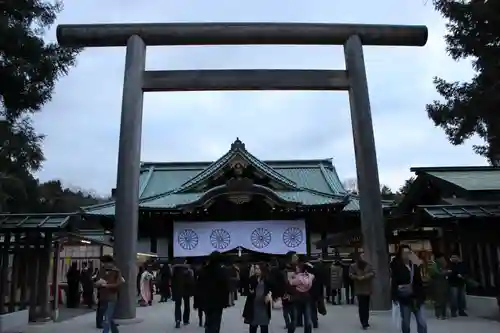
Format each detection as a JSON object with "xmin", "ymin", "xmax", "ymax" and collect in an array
[{"xmin": 231, "ymin": 137, "xmax": 246, "ymax": 150}]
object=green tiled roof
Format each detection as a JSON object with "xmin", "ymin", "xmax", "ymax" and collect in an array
[
  {"xmin": 418, "ymin": 204, "xmax": 500, "ymax": 219},
  {"xmin": 84, "ymin": 138, "xmax": 350, "ymax": 216},
  {"xmin": 0, "ymin": 213, "xmax": 75, "ymax": 230},
  {"xmin": 411, "ymin": 166, "xmax": 500, "ymax": 191}
]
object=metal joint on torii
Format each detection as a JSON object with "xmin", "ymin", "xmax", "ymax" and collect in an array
[{"xmin": 57, "ymin": 22, "xmax": 428, "ymax": 318}]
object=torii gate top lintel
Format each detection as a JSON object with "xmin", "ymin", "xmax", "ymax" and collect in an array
[{"xmin": 56, "ymin": 22, "xmax": 428, "ymax": 48}]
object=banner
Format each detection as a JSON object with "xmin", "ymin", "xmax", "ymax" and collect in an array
[{"xmin": 173, "ymin": 220, "xmax": 306, "ymax": 257}]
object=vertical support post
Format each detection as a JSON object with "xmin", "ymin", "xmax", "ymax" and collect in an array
[
  {"xmin": 0, "ymin": 231, "xmax": 11, "ymax": 314},
  {"xmin": 344, "ymin": 35, "xmax": 390, "ymax": 310},
  {"xmin": 19, "ymin": 235, "xmax": 29, "ymax": 310},
  {"xmin": 36, "ymin": 232, "xmax": 52, "ymax": 319},
  {"xmin": 114, "ymin": 34, "xmax": 146, "ymax": 320},
  {"xmin": 8, "ymin": 233, "xmax": 21, "ymax": 313},
  {"xmin": 51, "ymin": 241, "xmax": 61, "ymax": 321},
  {"xmin": 320, "ymin": 231, "xmax": 328, "ymax": 258},
  {"xmin": 28, "ymin": 234, "xmax": 40, "ymax": 321}
]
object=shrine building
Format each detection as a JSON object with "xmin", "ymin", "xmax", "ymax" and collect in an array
[{"xmin": 83, "ymin": 138, "xmax": 373, "ymax": 259}]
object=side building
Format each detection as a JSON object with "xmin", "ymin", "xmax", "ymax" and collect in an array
[
  {"xmin": 392, "ymin": 166, "xmax": 500, "ymax": 297},
  {"xmin": 83, "ymin": 138, "xmax": 367, "ymax": 259}
]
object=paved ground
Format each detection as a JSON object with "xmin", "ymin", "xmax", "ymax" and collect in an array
[{"xmin": 25, "ymin": 297, "xmax": 500, "ymax": 333}]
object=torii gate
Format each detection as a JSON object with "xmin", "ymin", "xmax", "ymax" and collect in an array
[{"xmin": 57, "ymin": 22, "xmax": 428, "ymax": 320}]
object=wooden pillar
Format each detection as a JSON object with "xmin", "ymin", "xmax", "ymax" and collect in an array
[
  {"xmin": 320, "ymin": 231, "xmax": 328, "ymax": 258},
  {"xmin": 0, "ymin": 231, "xmax": 11, "ymax": 314},
  {"xmin": 168, "ymin": 218, "xmax": 174, "ymax": 260},
  {"xmin": 28, "ymin": 234, "xmax": 40, "ymax": 322},
  {"xmin": 8, "ymin": 233, "xmax": 21, "ymax": 313},
  {"xmin": 36, "ymin": 232, "xmax": 52, "ymax": 320},
  {"xmin": 19, "ymin": 235, "xmax": 29, "ymax": 311},
  {"xmin": 51, "ymin": 241, "xmax": 61, "ymax": 321}
]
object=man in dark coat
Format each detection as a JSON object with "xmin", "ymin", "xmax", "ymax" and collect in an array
[
  {"xmin": 198, "ymin": 251, "xmax": 230, "ymax": 333},
  {"xmin": 66, "ymin": 262, "xmax": 80, "ymax": 308},
  {"xmin": 171, "ymin": 259, "xmax": 194, "ymax": 328},
  {"xmin": 80, "ymin": 262, "xmax": 94, "ymax": 308},
  {"xmin": 449, "ymin": 253, "xmax": 467, "ymax": 317},
  {"xmin": 159, "ymin": 263, "xmax": 171, "ymax": 302}
]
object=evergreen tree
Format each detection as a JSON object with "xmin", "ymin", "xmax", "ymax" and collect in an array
[
  {"xmin": 426, "ymin": 0, "xmax": 500, "ymax": 164},
  {"xmin": 1, "ymin": 0, "xmax": 80, "ymax": 212}
]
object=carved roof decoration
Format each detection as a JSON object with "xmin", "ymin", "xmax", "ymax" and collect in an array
[{"xmin": 176, "ymin": 138, "xmax": 297, "ymax": 193}]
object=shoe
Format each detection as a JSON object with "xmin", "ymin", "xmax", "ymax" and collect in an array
[
  {"xmin": 459, "ymin": 312, "xmax": 468, "ymax": 316},
  {"xmin": 175, "ymin": 321, "xmax": 181, "ymax": 328},
  {"xmin": 183, "ymin": 321, "xmax": 189, "ymax": 325}
]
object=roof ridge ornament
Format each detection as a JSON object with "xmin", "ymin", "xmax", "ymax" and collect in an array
[{"xmin": 231, "ymin": 137, "xmax": 245, "ymax": 150}]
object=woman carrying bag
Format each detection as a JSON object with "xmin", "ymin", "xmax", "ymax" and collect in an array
[{"xmin": 242, "ymin": 263, "xmax": 274, "ymax": 333}]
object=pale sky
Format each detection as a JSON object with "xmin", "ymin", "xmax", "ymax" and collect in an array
[{"xmin": 34, "ymin": 0, "xmax": 486, "ymax": 196}]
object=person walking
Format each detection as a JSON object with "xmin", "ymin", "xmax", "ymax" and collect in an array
[
  {"xmin": 159, "ymin": 263, "xmax": 172, "ymax": 302},
  {"xmin": 80, "ymin": 262, "xmax": 94, "ymax": 308},
  {"xmin": 139, "ymin": 265, "xmax": 154, "ymax": 306},
  {"xmin": 349, "ymin": 253, "xmax": 375, "ymax": 330},
  {"xmin": 342, "ymin": 260, "xmax": 355, "ymax": 304},
  {"xmin": 288, "ymin": 263, "xmax": 315, "ymax": 333},
  {"xmin": 198, "ymin": 251, "xmax": 230, "ymax": 333},
  {"xmin": 281, "ymin": 252, "xmax": 299, "ymax": 332},
  {"xmin": 243, "ymin": 263, "xmax": 274, "ymax": 333},
  {"xmin": 194, "ymin": 262, "xmax": 206, "ymax": 327},
  {"xmin": 93, "ymin": 268, "xmax": 104, "ymax": 329},
  {"xmin": 448, "ymin": 253, "xmax": 467, "ymax": 317},
  {"xmin": 96, "ymin": 255, "xmax": 123, "ymax": 333},
  {"xmin": 171, "ymin": 258, "xmax": 195, "ymax": 328},
  {"xmin": 391, "ymin": 245, "xmax": 427, "ymax": 333},
  {"xmin": 329, "ymin": 260, "xmax": 343, "ymax": 305},
  {"xmin": 429, "ymin": 252, "xmax": 450, "ymax": 319},
  {"xmin": 66, "ymin": 262, "xmax": 81, "ymax": 308}
]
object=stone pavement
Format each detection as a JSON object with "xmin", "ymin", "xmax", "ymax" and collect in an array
[{"xmin": 24, "ymin": 298, "xmax": 500, "ymax": 333}]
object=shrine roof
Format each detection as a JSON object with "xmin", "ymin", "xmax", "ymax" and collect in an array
[
  {"xmin": 0, "ymin": 213, "xmax": 76, "ymax": 231},
  {"xmin": 410, "ymin": 166, "xmax": 500, "ymax": 192},
  {"xmin": 84, "ymin": 138, "xmax": 351, "ymax": 216},
  {"xmin": 417, "ymin": 204, "xmax": 500, "ymax": 220}
]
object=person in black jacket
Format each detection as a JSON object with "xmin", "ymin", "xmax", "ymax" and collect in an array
[
  {"xmin": 391, "ymin": 245, "xmax": 427, "ymax": 333},
  {"xmin": 448, "ymin": 253, "xmax": 467, "ymax": 317},
  {"xmin": 171, "ymin": 259, "xmax": 194, "ymax": 328},
  {"xmin": 198, "ymin": 251, "xmax": 230, "ymax": 333},
  {"xmin": 307, "ymin": 262, "xmax": 324, "ymax": 329},
  {"xmin": 159, "ymin": 263, "xmax": 171, "ymax": 302},
  {"xmin": 242, "ymin": 263, "xmax": 274, "ymax": 333},
  {"xmin": 193, "ymin": 262, "xmax": 206, "ymax": 327}
]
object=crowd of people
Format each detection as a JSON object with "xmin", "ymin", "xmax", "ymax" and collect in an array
[{"xmin": 64, "ymin": 245, "xmax": 499, "ymax": 333}]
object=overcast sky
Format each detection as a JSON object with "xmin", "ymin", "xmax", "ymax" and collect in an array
[{"xmin": 34, "ymin": 0, "xmax": 486, "ymax": 196}]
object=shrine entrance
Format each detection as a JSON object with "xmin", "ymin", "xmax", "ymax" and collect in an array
[{"xmin": 57, "ymin": 21, "xmax": 428, "ymax": 318}]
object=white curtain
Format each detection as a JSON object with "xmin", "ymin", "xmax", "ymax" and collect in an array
[{"xmin": 173, "ymin": 220, "xmax": 307, "ymax": 257}]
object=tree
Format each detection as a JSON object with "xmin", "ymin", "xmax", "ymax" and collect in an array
[
  {"xmin": 397, "ymin": 177, "xmax": 416, "ymax": 197},
  {"xmin": 342, "ymin": 177, "xmax": 398, "ymax": 200},
  {"xmin": 0, "ymin": 0, "xmax": 80, "ymax": 212},
  {"xmin": 342, "ymin": 177, "xmax": 359, "ymax": 195},
  {"xmin": 380, "ymin": 185, "xmax": 397, "ymax": 200},
  {"xmin": 426, "ymin": 0, "xmax": 500, "ymax": 164}
]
